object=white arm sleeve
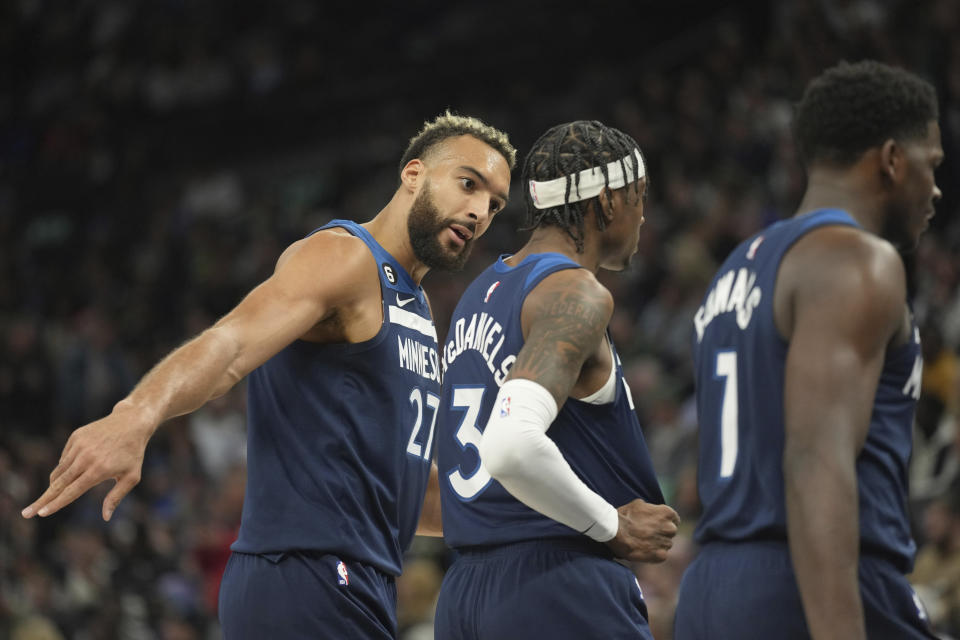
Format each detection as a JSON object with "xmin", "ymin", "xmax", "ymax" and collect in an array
[{"xmin": 478, "ymin": 378, "xmax": 620, "ymax": 542}]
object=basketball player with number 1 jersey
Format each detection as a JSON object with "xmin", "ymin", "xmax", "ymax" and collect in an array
[{"xmin": 675, "ymin": 61, "xmax": 943, "ymax": 640}]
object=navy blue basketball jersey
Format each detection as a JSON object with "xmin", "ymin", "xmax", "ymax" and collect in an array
[
  {"xmin": 691, "ymin": 208, "xmax": 922, "ymax": 570},
  {"xmin": 438, "ymin": 253, "xmax": 665, "ymax": 549},
  {"xmin": 232, "ymin": 220, "xmax": 441, "ymax": 576}
]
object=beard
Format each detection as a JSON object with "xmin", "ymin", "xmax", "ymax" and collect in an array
[{"xmin": 407, "ymin": 182, "xmax": 474, "ymax": 271}]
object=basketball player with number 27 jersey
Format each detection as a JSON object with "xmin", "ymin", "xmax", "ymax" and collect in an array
[{"xmin": 23, "ymin": 113, "xmax": 516, "ymax": 640}]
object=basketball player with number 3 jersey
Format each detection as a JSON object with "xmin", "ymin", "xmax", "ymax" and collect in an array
[{"xmin": 435, "ymin": 120, "xmax": 679, "ymax": 640}]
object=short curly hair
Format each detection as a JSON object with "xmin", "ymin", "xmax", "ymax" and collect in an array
[
  {"xmin": 521, "ymin": 120, "xmax": 645, "ymax": 252},
  {"xmin": 794, "ymin": 60, "xmax": 938, "ymax": 167},
  {"xmin": 398, "ymin": 111, "xmax": 516, "ymax": 175}
]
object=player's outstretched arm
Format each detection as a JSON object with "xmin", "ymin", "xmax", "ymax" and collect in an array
[
  {"xmin": 23, "ymin": 231, "xmax": 372, "ymax": 522},
  {"xmin": 782, "ymin": 228, "xmax": 906, "ymax": 640},
  {"xmin": 478, "ymin": 269, "xmax": 678, "ymax": 560}
]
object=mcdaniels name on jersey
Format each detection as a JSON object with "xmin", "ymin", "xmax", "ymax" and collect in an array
[{"xmin": 441, "ymin": 311, "xmax": 516, "ymax": 386}]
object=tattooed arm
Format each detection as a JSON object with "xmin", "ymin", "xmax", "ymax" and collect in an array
[
  {"xmin": 509, "ymin": 268, "xmax": 615, "ymax": 405},
  {"xmin": 478, "ymin": 268, "xmax": 679, "ymax": 560}
]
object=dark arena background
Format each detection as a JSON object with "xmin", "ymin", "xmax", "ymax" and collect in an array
[{"xmin": 2, "ymin": 1, "xmax": 960, "ymax": 638}]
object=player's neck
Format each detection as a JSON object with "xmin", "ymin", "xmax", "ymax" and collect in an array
[
  {"xmin": 796, "ymin": 168, "xmax": 886, "ymax": 236},
  {"xmin": 509, "ymin": 227, "xmax": 601, "ymax": 272},
  {"xmin": 363, "ymin": 197, "xmax": 431, "ymax": 284}
]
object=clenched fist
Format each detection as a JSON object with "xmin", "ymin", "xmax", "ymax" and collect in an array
[{"xmin": 605, "ymin": 499, "xmax": 680, "ymax": 563}]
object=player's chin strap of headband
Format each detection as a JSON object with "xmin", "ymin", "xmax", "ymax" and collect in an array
[{"xmin": 528, "ymin": 148, "xmax": 646, "ymax": 210}]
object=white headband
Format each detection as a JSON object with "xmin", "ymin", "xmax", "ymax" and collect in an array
[{"xmin": 528, "ymin": 149, "xmax": 646, "ymax": 210}]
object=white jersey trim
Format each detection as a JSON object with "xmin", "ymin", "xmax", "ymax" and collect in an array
[
  {"xmin": 576, "ymin": 344, "xmax": 617, "ymax": 405},
  {"xmin": 388, "ymin": 305, "xmax": 438, "ymax": 341}
]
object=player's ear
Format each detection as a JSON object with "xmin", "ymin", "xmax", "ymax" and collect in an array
[
  {"xmin": 879, "ymin": 138, "xmax": 902, "ymax": 187},
  {"xmin": 598, "ymin": 187, "xmax": 616, "ymax": 224},
  {"xmin": 400, "ymin": 159, "xmax": 425, "ymax": 193}
]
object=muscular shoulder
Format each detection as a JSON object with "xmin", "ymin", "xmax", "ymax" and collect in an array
[
  {"xmin": 276, "ymin": 227, "xmax": 371, "ymax": 273},
  {"xmin": 274, "ymin": 228, "xmax": 380, "ymax": 307},
  {"xmin": 510, "ymin": 267, "xmax": 614, "ymax": 403},
  {"xmin": 521, "ymin": 268, "xmax": 614, "ymax": 336},
  {"xmin": 787, "ymin": 225, "xmax": 905, "ymax": 298},
  {"xmin": 777, "ymin": 225, "xmax": 906, "ymax": 339}
]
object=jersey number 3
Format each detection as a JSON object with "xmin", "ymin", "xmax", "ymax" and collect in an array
[
  {"xmin": 715, "ymin": 350, "xmax": 739, "ymax": 479},
  {"xmin": 446, "ymin": 385, "xmax": 492, "ymax": 501}
]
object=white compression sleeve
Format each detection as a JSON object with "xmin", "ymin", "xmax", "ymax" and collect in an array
[{"xmin": 478, "ymin": 378, "xmax": 620, "ymax": 542}]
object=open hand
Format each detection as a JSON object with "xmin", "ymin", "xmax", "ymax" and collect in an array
[{"xmin": 21, "ymin": 409, "xmax": 152, "ymax": 521}]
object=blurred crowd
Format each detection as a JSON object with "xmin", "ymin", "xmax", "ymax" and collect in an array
[{"xmin": 2, "ymin": 1, "xmax": 960, "ymax": 638}]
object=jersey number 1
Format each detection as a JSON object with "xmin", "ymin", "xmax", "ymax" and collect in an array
[{"xmin": 715, "ymin": 350, "xmax": 739, "ymax": 478}]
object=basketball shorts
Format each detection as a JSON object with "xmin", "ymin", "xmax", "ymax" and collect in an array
[
  {"xmin": 435, "ymin": 538, "xmax": 654, "ymax": 640},
  {"xmin": 674, "ymin": 540, "xmax": 938, "ymax": 640},
  {"xmin": 219, "ymin": 550, "xmax": 397, "ymax": 639}
]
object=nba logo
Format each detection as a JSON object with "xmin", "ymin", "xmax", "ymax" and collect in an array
[
  {"xmin": 499, "ymin": 395, "xmax": 511, "ymax": 417},
  {"xmin": 484, "ymin": 281, "xmax": 501, "ymax": 303},
  {"xmin": 336, "ymin": 560, "xmax": 349, "ymax": 586}
]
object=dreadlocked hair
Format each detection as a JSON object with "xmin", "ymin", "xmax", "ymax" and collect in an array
[
  {"xmin": 399, "ymin": 110, "xmax": 516, "ymax": 177},
  {"xmin": 794, "ymin": 60, "xmax": 938, "ymax": 167},
  {"xmin": 521, "ymin": 120, "xmax": 645, "ymax": 252}
]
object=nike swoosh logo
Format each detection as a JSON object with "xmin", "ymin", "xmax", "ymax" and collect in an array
[{"xmin": 396, "ymin": 294, "xmax": 415, "ymax": 307}]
